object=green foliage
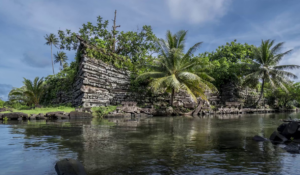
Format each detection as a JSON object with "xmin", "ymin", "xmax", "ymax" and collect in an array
[
  {"xmin": 8, "ymin": 77, "xmax": 44, "ymax": 106},
  {"xmin": 245, "ymin": 40, "xmax": 300, "ymax": 104},
  {"xmin": 198, "ymin": 40, "xmax": 256, "ymax": 89},
  {"xmin": 3, "ymin": 117, "xmax": 8, "ymax": 122},
  {"xmin": 91, "ymin": 106, "xmax": 117, "ymax": 118},
  {"xmin": 265, "ymin": 82, "xmax": 300, "ymax": 108},
  {"xmin": 137, "ymin": 30, "xmax": 216, "ymax": 105},
  {"xmin": 0, "ymin": 99, "xmax": 4, "ymax": 108},
  {"xmin": 56, "ymin": 15, "xmax": 157, "ymax": 71},
  {"xmin": 41, "ymin": 60, "xmax": 78, "ymax": 105},
  {"xmin": 54, "ymin": 51, "xmax": 68, "ymax": 71}
]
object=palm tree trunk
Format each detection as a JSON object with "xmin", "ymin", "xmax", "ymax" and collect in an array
[
  {"xmin": 170, "ymin": 88, "xmax": 175, "ymax": 106},
  {"xmin": 256, "ymin": 78, "xmax": 265, "ymax": 105},
  {"xmin": 51, "ymin": 44, "xmax": 55, "ymax": 75},
  {"xmin": 60, "ymin": 61, "xmax": 62, "ymax": 71}
]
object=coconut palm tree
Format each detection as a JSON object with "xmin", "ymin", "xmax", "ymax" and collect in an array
[
  {"xmin": 137, "ymin": 32, "xmax": 216, "ymax": 106},
  {"xmin": 45, "ymin": 33, "xmax": 59, "ymax": 75},
  {"xmin": 9, "ymin": 77, "xmax": 44, "ymax": 106},
  {"xmin": 54, "ymin": 51, "xmax": 68, "ymax": 71},
  {"xmin": 162, "ymin": 30, "xmax": 187, "ymax": 51},
  {"xmin": 245, "ymin": 40, "xmax": 300, "ymax": 105}
]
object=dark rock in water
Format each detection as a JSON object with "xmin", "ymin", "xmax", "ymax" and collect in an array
[
  {"xmin": 69, "ymin": 111, "xmax": 93, "ymax": 119},
  {"xmin": 46, "ymin": 111, "xmax": 64, "ymax": 118},
  {"xmin": 55, "ymin": 158, "xmax": 87, "ymax": 175},
  {"xmin": 53, "ymin": 114, "xmax": 69, "ymax": 120},
  {"xmin": 1, "ymin": 112, "xmax": 28, "ymax": 120},
  {"xmin": 253, "ymin": 135, "xmax": 267, "ymax": 141},
  {"xmin": 280, "ymin": 121, "xmax": 300, "ymax": 139},
  {"xmin": 284, "ymin": 143, "xmax": 300, "ymax": 153},
  {"xmin": 277, "ymin": 123, "xmax": 287, "ymax": 132},
  {"xmin": 287, "ymin": 122, "xmax": 299, "ymax": 134},
  {"xmin": 0, "ymin": 113, "xmax": 3, "ymax": 119},
  {"xmin": 270, "ymin": 131, "xmax": 288, "ymax": 143}
]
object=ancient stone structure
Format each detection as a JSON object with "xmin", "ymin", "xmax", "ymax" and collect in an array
[
  {"xmin": 50, "ymin": 44, "xmax": 271, "ymax": 115},
  {"xmin": 73, "ymin": 56, "xmax": 132, "ymax": 108},
  {"xmin": 71, "ymin": 51, "xmax": 197, "ymax": 113}
]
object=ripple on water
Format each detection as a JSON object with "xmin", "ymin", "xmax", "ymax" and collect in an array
[{"xmin": 1, "ymin": 114, "xmax": 300, "ymax": 174}]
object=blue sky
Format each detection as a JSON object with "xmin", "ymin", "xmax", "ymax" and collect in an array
[{"xmin": 1, "ymin": 0, "xmax": 300, "ymax": 100}]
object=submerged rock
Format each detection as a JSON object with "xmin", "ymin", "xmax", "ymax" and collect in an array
[
  {"xmin": 284, "ymin": 143, "xmax": 300, "ymax": 153},
  {"xmin": 55, "ymin": 158, "xmax": 87, "ymax": 175},
  {"xmin": 277, "ymin": 123, "xmax": 287, "ymax": 132},
  {"xmin": 253, "ymin": 135, "xmax": 267, "ymax": 142},
  {"xmin": 269, "ymin": 131, "xmax": 288, "ymax": 143}
]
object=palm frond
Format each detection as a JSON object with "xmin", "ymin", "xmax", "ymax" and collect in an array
[{"xmin": 274, "ymin": 65, "xmax": 300, "ymax": 70}]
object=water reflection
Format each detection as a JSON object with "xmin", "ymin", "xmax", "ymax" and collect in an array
[{"xmin": 1, "ymin": 113, "xmax": 300, "ymax": 174}]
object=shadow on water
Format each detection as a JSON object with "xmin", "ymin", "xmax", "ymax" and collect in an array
[{"xmin": 1, "ymin": 113, "xmax": 300, "ymax": 174}]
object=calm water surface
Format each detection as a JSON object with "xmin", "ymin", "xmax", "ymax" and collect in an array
[{"xmin": 1, "ymin": 113, "xmax": 300, "ymax": 175}]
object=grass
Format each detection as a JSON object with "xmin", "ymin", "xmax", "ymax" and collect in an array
[{"xmin": 0, "ymin": 106, "xmax": 75, "ymax": 115}]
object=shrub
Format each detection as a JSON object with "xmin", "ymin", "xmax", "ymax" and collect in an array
[{"xmin": 91, "ymin": 106, "xmax": 117, "ymax": 118}]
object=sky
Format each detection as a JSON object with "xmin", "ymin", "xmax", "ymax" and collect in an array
[{"xmin": 1, "ymin": 0, "xmax": 300, "ymax": 100}]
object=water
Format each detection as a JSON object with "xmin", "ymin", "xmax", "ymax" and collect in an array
[{"xmin": 1, "ymin": 113, "xmax": 300, "ymax": 174}]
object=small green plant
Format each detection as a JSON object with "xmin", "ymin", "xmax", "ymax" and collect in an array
[
  {"xmin": 154, "ymin": 105, "xmax": 160, "ymax": 110},
  {"xmin": 92, "ymin": 106, "xmax": 117, "ymax": 118},
  {"xmin": 3, "ymin": 116, "xmax": 8, "ymax": 122}
]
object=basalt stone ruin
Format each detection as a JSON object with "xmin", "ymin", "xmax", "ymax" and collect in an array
[{"xmin": 48, "ymin": 42, "xmax": 296, "ymax": 116}]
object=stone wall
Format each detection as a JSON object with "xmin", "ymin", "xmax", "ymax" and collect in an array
[
  {"xmin": 50, "ymin": 46, "xmax": 265, "ymax": 112},
  {"xmin": 71, "ymin": 53, "xmax": 197, "ymax": 111},
  {"xmin": 213, "ymin": 81, "xmax": 267, "ymax": 107},
  {"xmin": 73, "ymin": 56, "xmax": 132, "ymax": 108}
]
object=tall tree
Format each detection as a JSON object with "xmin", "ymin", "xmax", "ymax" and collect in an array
[
  {"xmin": 245, "ymin": 40, "xmax": 300, "ymax": 105},
  {"xmin": 111, "ymin": 10, "xmax": 120, "ymax": 52},
  {"xmin": 56, "ymin": 14, "xmax": 157, "ymax": 65},
  {"xmin": 45, "ymin": 34, "xmax": 59, "ymax": 75},
  {"xmin": 137, "ymin": 31, "xmax": 216, "ymax": 106},
  {"xmin": 54, "ymin": 51, "xmax": 68, "ymax": 71}
]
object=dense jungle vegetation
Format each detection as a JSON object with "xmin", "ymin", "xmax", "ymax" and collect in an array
[{"xmin": 2, "ymin": 12, "xmax": 300, "ymax": 110}]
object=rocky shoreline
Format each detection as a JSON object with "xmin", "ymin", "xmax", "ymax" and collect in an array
[{"xmin": 0, "ymin": 111, "xmax": 93, "ymax": 121}]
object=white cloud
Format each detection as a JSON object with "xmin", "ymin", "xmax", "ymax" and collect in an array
[
  {"xmin": 166, "ymin": 0, "xmax": 231, "ymax": 24},
  {"xmin": 0, "ymin": 0, "xmax": 87, "ymax": 33}
]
